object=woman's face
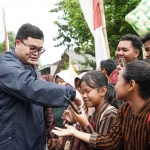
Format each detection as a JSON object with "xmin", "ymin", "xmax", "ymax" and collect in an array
[
  {"xmin": 55, "ymin": 76, "xmax": 66, "ymax": 86},
  {"xmin": 115, "ymin": 69, "xmax": 129, "ymax": 101}
]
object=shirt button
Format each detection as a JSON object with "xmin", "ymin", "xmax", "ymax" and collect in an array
[{"xmin": 8, "ymin": 137, "xmax": 12, "ymax": 140}]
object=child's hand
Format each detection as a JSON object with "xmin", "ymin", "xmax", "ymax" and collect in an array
[
  {"xmin": 57, "ymin": 137, "xmax": 64, "ymax": 150},
  {"xmin": 52, "ymin": 124, "xmax": 76, "ymax": 137},
  {"xmin": 71, "ymin": 106, "xmax": 89, "ymax": 127},
  {"xmin": 62, "ymin": 109, "xmax": 75, "ymax": 124},
  {"xmin": 48, "ymin": 138, "xmax": 57, "ymax": 150}
]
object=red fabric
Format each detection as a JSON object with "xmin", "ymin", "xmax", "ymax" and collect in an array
[
  {"xmin": 93, "ymin": 0, "xmax": 102, "ymax": 30},
  {"xmin": 90, "ymin": 120, "xmax": 95, "ymax": 129},
  {"xmin": 123, "ymin": 105, "xmax": 130, "ymax": 118},
  {"xmin": 109, "ymin": 69, "xmax": 119, "ymax": 85}
]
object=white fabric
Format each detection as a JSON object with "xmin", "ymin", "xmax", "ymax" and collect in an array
[
  {"xmin": 78, "ymin": 0, "xmax": 108, "ymax": 69},
  {"xmin": 54, "ymin": 70, "xmax": 77, "ymax": 87}
]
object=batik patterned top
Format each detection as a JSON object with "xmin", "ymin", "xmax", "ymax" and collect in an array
[{"xmin": 87, "ymin": 100, "xmax": 150, "ymax": 150}]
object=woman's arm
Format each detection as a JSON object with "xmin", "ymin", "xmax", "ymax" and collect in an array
[
  {"xmin": 52, "ymin": 124, "xmax": 91, "ymax": 143},
  {"xmin": 52, "ymin": 105, "xmax": 125, "ymax": 149}
]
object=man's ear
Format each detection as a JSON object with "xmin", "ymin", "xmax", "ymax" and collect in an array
[
  {"xmin": 135, "ymin": 50, "xmax": 139, "ymax": 58},
  {"xmin": 15, "ymin": 40, "xmax": 20, "ymax": 49}
]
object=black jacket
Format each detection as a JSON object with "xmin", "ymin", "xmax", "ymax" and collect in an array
[{"xmin": 0, "ymin": 49, "xmax": 76, "ymax": 150}]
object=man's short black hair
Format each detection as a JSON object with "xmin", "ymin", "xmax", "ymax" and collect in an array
[
  {"xmin": 16, "ymin": 23, "xmax": 44, "ymax": 41},
  {"xmin": 141, "ymin": 32, "xmax": 150, "ymax": 44},
  {"xmin": 100, "ymin": 59, "xmax": 117, "ymax": 76},
  {"xmin": 120, "ymin": 34, "xmax": 142, "ymax": 52}
]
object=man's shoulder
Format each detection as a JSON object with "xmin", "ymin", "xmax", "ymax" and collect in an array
[
  {"xmin": 0, "ymin": 51, "xmax": 23, "ymax": 71},
  {"xmin": 0, "ymin": 50, "xmax": 19, "ymax": 63},
  {"xmin": 0, "ymin": 50, "xmax": 16, "ymax": 61}
]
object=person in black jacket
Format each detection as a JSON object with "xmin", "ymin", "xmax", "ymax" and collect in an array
[{"xmin": 0, "ymin": 23, "xmax": 81, "ymax": 150}]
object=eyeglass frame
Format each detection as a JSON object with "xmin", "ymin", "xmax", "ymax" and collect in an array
[{"xmin": 19, "ymin": 40, "xmax": 45, "ymax": 54}]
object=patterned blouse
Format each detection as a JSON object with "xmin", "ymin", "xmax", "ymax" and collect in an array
[
  {"xmin": 87, "ymin": 102, "xmax": 117, "ymax": 135},
  {"xmin": 73, "ymin": 102, "xmax": 117, "ymax": 150},
  {"xmin": 87, "ymin": 100, "xmax": 150, "ymax": 150}
]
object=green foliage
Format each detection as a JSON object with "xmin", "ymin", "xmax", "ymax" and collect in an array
[
  {"xmin": 50, "ymin": 0, "xmax": 94, "ymax": 54},
  {"xmin": 0, "ymin": 31, "xmax": 16, "ymax": 56},
  {"xmin": 104, "ymin": 0, "xmax": 140, "ymax": 58},
  {"xmin": 8, "ymin": 31, "xmax": 16, "ymax": 49},
  {"xmin": 50, "ymin": 0, "xmax": 140, "ymax": 66},
  {"xmin": 0, "ymin": 42, "xmax": 5, "ymax": 55},
  {"xmin": 50, "ymin": 0, "xmax": 95, "ymax": 68},
  {"xmin": 61, "ymin": 54, "xmax": 69, "ymax": 70}
]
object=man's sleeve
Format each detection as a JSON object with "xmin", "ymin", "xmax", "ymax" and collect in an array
[{"xmin": 0, "ymin": 61, "xmax": 76, "ymax": 107}]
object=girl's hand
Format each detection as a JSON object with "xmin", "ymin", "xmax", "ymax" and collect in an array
[
  {"xmin": 71, "ymin": 106, "xmax": 89, "ymax": 127},
  {"xmin": 48, "ymin": 138, "xmax": 57, "ymax": 150},
  {"xmin": 52, "ymin": 124, "xmax": 76, "ymax": 137},
  {"xmin": 62, "ymin": 109, "xmax": 75, "ymax": 124},
  {"xmin": 57, "ymin": 137, "xmax": 64, "ymax": 150}
]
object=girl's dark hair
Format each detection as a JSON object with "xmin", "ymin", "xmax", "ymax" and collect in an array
[
  {"xmin": 80, "ymin": 71, "xmax": 119, "ymax": 108},
  {"xmin": 123, "ymin": 60, "xmax": 150, "ymax": 100},
  {"xmin": 80, "ymin": 70, "xmax": 108, "ymax": 89},
  {"xmin": 106, "ymin": 83, "xmax": 124, "ymax": 109}
]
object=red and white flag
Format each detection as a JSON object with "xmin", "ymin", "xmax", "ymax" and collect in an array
[
  {"xmin": 3, "ymin": 7, "xmax": 9, "ymax": 52},
  {"xmin": 78, "ymin": 0, "xmax": 108, "ymax": 69}
]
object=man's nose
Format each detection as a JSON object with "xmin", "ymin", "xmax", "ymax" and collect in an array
[{"xmin": 117, "ymin": 50, "xmax": 123, "ymax": 55}]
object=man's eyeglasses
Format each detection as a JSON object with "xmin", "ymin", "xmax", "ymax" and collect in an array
[{"xmin": 20, "ymin": 40, "xmax": 45, "ymax": 54}]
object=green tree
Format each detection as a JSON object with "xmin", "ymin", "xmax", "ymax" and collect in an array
[
  {"xmin": 0, "ymin": 42, "xmax": 5, "ymax": 55},
  {"xmin": 8, "ymin": 31, "xmax": 16, "ymax": 49},
  {"xmin": 50, "ymin": 0, "xmax": 140, "ymax": 66},
  {"xmin": 104, "ymin": 0, "xmax": 140, "ymax": 58},
  {"xmin": 50, "ymin": 0, "xmax": 95, "ymax": 68},
  {"xmin": 0, "ymin": 31, "xmax": 16, "ymax": 55}
]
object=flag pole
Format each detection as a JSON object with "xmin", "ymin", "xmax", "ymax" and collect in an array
[
  {"xmin": 2, "ymin": 7, "xmax": 9, "ymax": 52},
  {"xmin": 98, "ymin": 0, "xmax": 110, "ymax": 58}
]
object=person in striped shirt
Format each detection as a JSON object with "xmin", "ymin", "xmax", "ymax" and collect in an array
[
  {"xmin": 52, "ymin": 61, "xmax": 150, "ymax": 150},
  {"xmin": 78, "ymin": 71, "xmax": 118, "ymax": 136}
]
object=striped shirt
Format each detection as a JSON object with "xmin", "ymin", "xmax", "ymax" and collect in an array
[
  {"xmin": 89, "ymin": 102, "xmax": 117, "ymax": 135},
  {"xmin": 88, "ymin": 100, "xmax": 150, "ymax": 150},
  {"xmin": 74, "ymin": 102, "xmax": 117, "ymax": 150}
]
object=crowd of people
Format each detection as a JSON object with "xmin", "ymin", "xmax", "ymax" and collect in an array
[{"xmin": 0, "ymin": 23, "xmax": 149, "ymax": 150}]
